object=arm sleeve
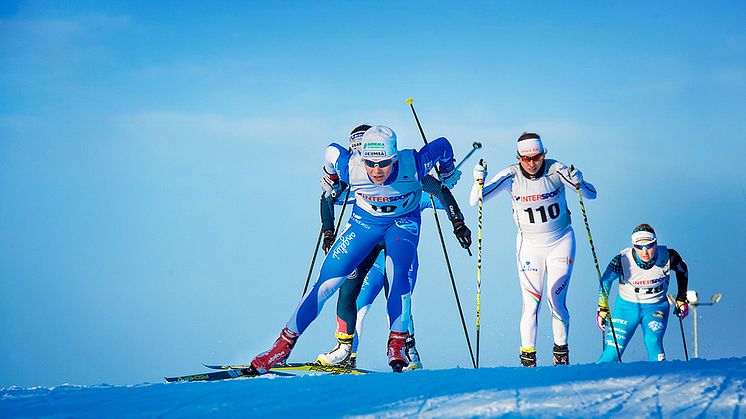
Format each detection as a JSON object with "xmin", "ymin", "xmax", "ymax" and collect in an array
[
  {"xmin": 320, "ymin": 182, "xmax": 349, "ymax": 231},
  {"xmin": 320, "ymin": 193, "xmax": 335, "ymax": 231},
  {"xmin": 414, "ymin": 137, "xmax": 456, "ymax": 178},
  {"xmin": 422, "ymin": 174, "xmax": 465, "ymax": 223},
  {"xmin": 324, "ymin": 143, "xmax": 351, "ymax": 183},
  {"xmin": 469, "ymin": 167, "xmax": 514, "ymax": 206},
  {"xmin": 599, "ymin": 254, "xmax": 623, "ymax": 307},
  {"xmin": 668, "ymin": 248, "xmax": 689, "ymax": 301},
  {"xmin": 556, "ymin": 162, "xmax": 597, "ymax": 199}
]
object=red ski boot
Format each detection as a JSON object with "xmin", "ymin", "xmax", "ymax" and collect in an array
[
  {"xmin": 387, "ymin": 331, "xmax": 409, "ymax": 372},
  {"xmin": 250, "ymin": 327, "xmax": 299, "ymax": 374}
]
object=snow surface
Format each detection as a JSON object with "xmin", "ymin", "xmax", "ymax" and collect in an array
[{"xmin": 2, "ymin": 357, "xmax": 744, "ymax": 418}]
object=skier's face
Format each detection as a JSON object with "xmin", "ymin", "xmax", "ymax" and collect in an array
[
  {"xmin": 634, "ymin": 242, "xmax": 657, "ymax": 262},
  {"xmin": 518, "ymin": 153, "xmax": 544, "ymax": 175},
  {"xmin": 364, "ymin": 161, "xmax": 394, "ymax": 185}
]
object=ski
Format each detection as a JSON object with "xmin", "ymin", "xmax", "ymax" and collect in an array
[
  {"xmin": 274, "ymin": 362, "xmax": 372, "ymax": 375},
  {"xmin": 204, "ymin": 362, "xmax": 372, "ymax": 375},
  {"xmin": 165, "ymin": 368, "xmax": 293, "ymax": 383}
]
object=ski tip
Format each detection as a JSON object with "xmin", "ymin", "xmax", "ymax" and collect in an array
[
  {"xmin": 405, "ymin": 97, "xmax": 413, "ymax": 105},
  {"xmin": 473, "ymin": 141, "xmax": 482, "ymax": 149}
]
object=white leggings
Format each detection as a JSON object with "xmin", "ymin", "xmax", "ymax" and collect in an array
[{"xmin": 515, "ymin": 227, "xmax": 576, "ymax": 349}]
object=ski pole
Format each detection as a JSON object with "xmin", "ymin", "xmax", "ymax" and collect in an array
[
  {"xmin": 303, "ymin": 228, "xmax": 323, "ymax": 295},
  {"xmin": 406, "ymin": 97, "xmax": 477, "ymax": 369},
  {"xmin": 302, "ymin": 188, "xmax": 352, "ymax": 295},
  {"xmin": 572, "ymin": 166, "xmax": 622, "ymax": 362},
  {"xmin": 678, "ymin": 317, "xmax": 689, "ymax": 361},
  {"xmin": 667, "ymin": 295, "xmax": 689, "ymax": 361},
  {"xmin": 456, "ymin": 142, "xmax": 482, "ymax": 170},
  {"xmin": 476, "ymin": 159, "xmax": 485, "ymax": 368}
]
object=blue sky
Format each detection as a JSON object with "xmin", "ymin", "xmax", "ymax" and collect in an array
[{"xmin": 1, "ymin": 1, "xmax": 745, "ymax": 387}]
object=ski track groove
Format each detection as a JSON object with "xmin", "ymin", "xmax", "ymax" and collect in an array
[
  {"xmin": 604, "ymin": 376, "xmax": 647, "ymax": 415},
  {"xmin": 573, "ymin": 380, "xmax": 628, "ymax": 414},
  {"xmin": 653, "ymin": 380, "xmax": 663, "ymax": 418},
  {"xmin": 414, "ymin": 388, "xmax": 434, "ymax": 416},
  {"xmin": 697, "ymin": 372, "xmax": 729, "ymax": 418},
  {"xmin": 735, "ymin": 378, "xmax": 744, "ymax": 419}
]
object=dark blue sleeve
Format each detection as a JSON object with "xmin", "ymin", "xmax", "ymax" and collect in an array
[
  {"xmin": 668, "ymin": 248, "xmax": 689, "ymax": 301},
  {"xmin": 599, "ymin": 254, "xmax": 623, "ymax": 305},
  {"xmin": 414, "ymin": 137, "xmax": 455, "ymax": 179}
]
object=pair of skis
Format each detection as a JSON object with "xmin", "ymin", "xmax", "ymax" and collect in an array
[{"xmin": 165, "ymin": 362, "xmax": 371, "ymax": 383}]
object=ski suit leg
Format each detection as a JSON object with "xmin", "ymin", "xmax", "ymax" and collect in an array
[
  {"xmin": 286, "ymin": 219, "xmax": 384, "ymax": 335},
  {"xmin": 516, "ymin": 234, "xmax": 548, "ymax": 350},
  {"xmin": 384, "ymin": 216, "xmax": 421, "ymax": 333},
  {"xmin": 352, "ymin": 250, "xmax": 386, "ymax": 353},
  {"xmin": 597, "ymin": 298, "xmax": 643, "ymax": 363},
  {"xmin": 407, "ymin": 252, "xmax": 419, "ymax": 336},
  {"xmin": 544, "ymin": 228, "xmax": 576, "ymax": 346},
  {"xmin": 335, "ymin": 244, "xmax": 384, "ymax": 337},
  {"xmin": 640, "ymin": 300, "xmax": 670, "ymax": 361}
]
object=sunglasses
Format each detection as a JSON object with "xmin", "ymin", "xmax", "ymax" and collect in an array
[
  {"xmin": 363, "ymin": 158, "xmax": 395, "ymax": 168},
  {"xmin": 518, "ymin": 154, "xmax": 544, "ymax": 163},
  {"xmin": 633, "ymin": 242, "xmax": 657, "ymax": 250}
]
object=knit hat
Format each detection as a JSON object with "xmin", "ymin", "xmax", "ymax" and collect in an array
[{"xmin": 361, "ymin": 125, "xmax": 397, "ymax": 161}]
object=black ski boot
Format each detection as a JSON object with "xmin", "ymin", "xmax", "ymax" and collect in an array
[
  {"xmin": 390, "ymin": 360, "xmax": 406, "ymax": 372},
  {"xmin": 553, "ymin": 344, "xmax": 569, "ymax": 366},
  {"xmin": 520, "ymin": 348, "xmax": 537, "ymax": 367}
]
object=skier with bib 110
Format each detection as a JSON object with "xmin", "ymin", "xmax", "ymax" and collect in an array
[
  {"xmin": 470, "ymin": 132, "xmax": 596, "ymax": 367},
  {"xmin": 316, "ymin": 124, "xmax": 472, "ymax": 370},
  {"xmin": 247, "ymin": 125, "xmax": 462, "ymax": 374},
  {"xmin": 596, "ymin": 224, "xmax": 689, "ymax": 362}
]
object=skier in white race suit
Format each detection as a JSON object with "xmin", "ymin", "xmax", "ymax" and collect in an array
[{"xmin": 470, "ymin": 132, "xmax": 596, "ymax": 367}]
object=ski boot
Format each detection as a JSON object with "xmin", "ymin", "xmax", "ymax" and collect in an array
[
  {"xmin": 520, "ymin": 347, "xmax": 537, "ymax": 368},
  {"xmin": 250, "ymin": 327, "xmax": 299, "ymax": 374},
  {"xmin": 387, "ymin": 331, "xmax": 409, "ymax": 372},
  {"xmin": 315, "ymin": 335, "xmax": 354, "ymax": 366},
  {"xmin": 405, "ymin": 334, "xmax": 423, "ymax": 371},
  {"xmin": 345, "ymin": 353, "xmax": 357, "ymax": 369},
  {"xmin": 553, "ymin": 344, "xmax": 569, "ymax": 366}
]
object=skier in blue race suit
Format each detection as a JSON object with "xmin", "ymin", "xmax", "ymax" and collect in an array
[
  {"xmin": 315, "ymin": 125, "xmax": 471, "ymax": 370},
  {"xmin": 596, "ymin": 224, "xmax": 690, "ymax": 362},
  {"xmin": 248, "ymin": 125, "xmax": 461, "ymax": 373}
]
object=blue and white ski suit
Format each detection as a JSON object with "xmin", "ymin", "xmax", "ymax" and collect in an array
[
  {"xmin": 286, "ymin": 138, "xmax": 456, "ymax": 336},
  {"xmin": 597, "ymin": 246, "xmax": 689, "ymax": 362}
]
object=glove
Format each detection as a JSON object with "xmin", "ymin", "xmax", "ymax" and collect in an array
[
  {"xmin": 452, "ymin": 220, "xmax": 472, "ymax": 249},
  {"xmin": 674, "ymin": 299, "xmax": 689, "ymax": 319},
  {"xmin": 320, "ymin": 174, "xmax": 341, "ymax": 198},
  {"xmin": 321, "ymin": 229, "xmax": 336, "ymax": 254},
  {"xmin": 439, "ymin": 165, "xmax": 462, "ymax": 189},
  {"xmin": 596, "ymin": 305, "xmax": 609, "ymax": 332},
  {"xmin": 473, "ymin": 160, "xmax": 488, "ymax": 183},
  {"xmin": 568, "ymin": 167, "xmax": 584, "ymax": 188}
]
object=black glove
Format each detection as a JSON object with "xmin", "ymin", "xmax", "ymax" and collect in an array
[
  {"xmin": 322, "ymin": 229, "xmax": 336, "ymax": 254},
  {"xmin": 452, "ymin": 220, "xmax": 472, "ymax": 249}
]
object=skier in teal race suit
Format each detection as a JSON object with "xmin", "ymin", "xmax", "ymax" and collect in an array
[
  {"xmin": 248, "ymin": 125, "xmax": 461, "ymax": 373},
  {"xmin": 596, "ymin": 224, "xmax": 690, "ymax": 362}
]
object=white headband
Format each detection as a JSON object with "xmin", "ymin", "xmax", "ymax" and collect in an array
[
  {"xmin": 631, "ymin": 230, "xmax": 657, "ymax": 244},
  {"xmin": 517, "ymin": 138, "xmax": 544, "ymax": 156}
]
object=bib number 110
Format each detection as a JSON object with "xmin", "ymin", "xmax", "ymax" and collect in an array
[{"xmin": 523, "ymin": 203, "xmax": 560, "ymax": 223}]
